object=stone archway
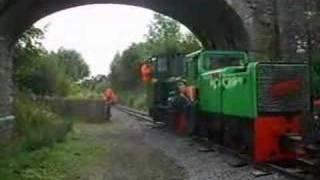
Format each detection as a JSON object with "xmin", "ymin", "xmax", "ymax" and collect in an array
[
  {"xmin": 0, "ymin": 0, "xmax": 250, "ymax": 49},
  {"xmin": 0, "ymin": 0, "xmax": 311, "ymax": 133}
]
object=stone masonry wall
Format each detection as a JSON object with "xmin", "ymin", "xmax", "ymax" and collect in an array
[
  {"xmin": 229, "ymin": 0, "xmax": 310, "ymax": 61},
  {"xmin": 0, "ymin": 39, "xmax": 14, "ymax": 143},
  {"xmin": 42, "ymin": 99, "xmax": 106, "ymax": 122}
]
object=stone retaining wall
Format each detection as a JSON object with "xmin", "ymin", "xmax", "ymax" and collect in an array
[{"xmin": 43, "ymin": 99, "xmax": 106, "ymax": 121}]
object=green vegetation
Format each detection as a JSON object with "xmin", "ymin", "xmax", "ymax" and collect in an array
[
  {"xmin": 8, "ymin": 24, "xmax": 92, "ymax": 154},
  {"xmin": 0, "ymin": 119, "xmax": 184, "ymax": 180},
  {"xmin": 108, "ymin": 13, "xmax": 201, "ymax": 109},
  {"xmin": 1, "ymin": 24, "xmax": 90, "ymax": 179},
  {"xmin": 0, "ymin": 97, "xmax": 76, "ymax": 179},
  {"xmin": 14, "ymin": 96, "xmax": 72, "ymax": 150},
  {"xmin": 0, "ymin": 13, "xmax": 197, "ymax": 179},
  {"xmin": 119, "ymin": 90, "xmax": 148, "ymax": 111},
  {"xmin": 0, "ymin": 123, "xmax": 105, "ymax": 180},
  {"xmin": 9, "ymin": 24, "xmax": 88, "ymax": 153},
  {"xmin": 13, "ymin": 26, "xmax": 90, "ymax": 97}
]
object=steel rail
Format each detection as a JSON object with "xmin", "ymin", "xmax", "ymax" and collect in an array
[{"xmin": 116, "ymin": 105, "xmax": 153, "ymax": 122}]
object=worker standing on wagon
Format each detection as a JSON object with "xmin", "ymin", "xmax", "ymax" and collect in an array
[
  {"xmin": 103, "ymin": 88, "xmax": 117, "ymax": 121},
  {"xmin": 140, "ymin": 61, "xmax": 155, "ymax": 116},
  {"xmin": 140, "ymin": 62, "xmax": 154, "ymax": 84}
]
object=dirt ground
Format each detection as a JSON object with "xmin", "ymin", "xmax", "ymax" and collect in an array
[
  {"xmin": 49, "ymin": 108, "xmax": 292, "ymax": 180},
  {"xmin": 1, "ymin": 108, "xmax": 293, "ymax": 180},
  {"xmin": 75, "ymin": 110, "xmax": 186, "ymax": 180},
  {"xmin": 111, "ymin": 108, "xmax": 291, "ymax": 180}
]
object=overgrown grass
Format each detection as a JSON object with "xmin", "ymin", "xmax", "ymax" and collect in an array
[
  {"xmin": 0, "ymin": 97, "xmax": 103, "ymax": 180},
  {"xmin": 13, "ymin": 96, "xmax": 73, "ymax": 150},
  {"xmin": 0, "ymin": 124, "xmax": 105, "ymax": 180}
]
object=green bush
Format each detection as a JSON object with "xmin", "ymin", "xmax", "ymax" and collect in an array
[
  {"xmin": 117, "ymin": 90, "xmax": 147, "ymax": 111},
  {"xmin": 14, "ymin": 96, "xmax": 73, "ymax": 150},
  {"xmin": 132, "ymin": 93, "xmax": 147, "ymax": 111}
]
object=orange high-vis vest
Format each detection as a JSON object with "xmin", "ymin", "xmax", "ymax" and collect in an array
[
  {"xmin": 141, "ymin": 63, "xmax": 153, "ymax": 83},
  {"xmin": 184, "ymin": 86, "xmax": 197, "ymax": 102},
  {"xmin": 314, "ymin": 99, "xmax": 320, "ymax": 108},
  {"xmin": 104, "ymin": 88, "xmax": 117, "ymax": 103}
]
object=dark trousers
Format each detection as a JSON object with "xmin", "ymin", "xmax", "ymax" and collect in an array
[
  {"xmin": 186, "ymin": 105, "xmax": 196, "ymax": 135},
  {"xmin": 105, "ymin": 103, "xmax": 111, "ymax": 120}
]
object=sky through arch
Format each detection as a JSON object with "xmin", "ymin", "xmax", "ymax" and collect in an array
[{"xmin": 34, "ymin": 4, "xmax": 190, "ymax": 76}]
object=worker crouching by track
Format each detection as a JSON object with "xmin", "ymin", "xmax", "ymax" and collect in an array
[
  {"xmin": 167, "ymin": 82, "xmax": 191, "ymax": 135},
  {"xmin": 103, "ymin": 88, "xmax": 118, "ymax": 121}
]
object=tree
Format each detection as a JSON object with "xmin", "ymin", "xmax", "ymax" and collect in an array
[
  {"xmin": 179, "ymin": 33, "xmax": 202, "ymax": 53},
  {"xmin": 22, "ymin": 56, "xmax": 71, "ymax": 96},
  {"xmin": 109, "ymin": 43, "xmax": 145, "ymax": 91},
  {"xmin": 13, "ymin": 26, "xmax": 47, "ymax": 92},
  {"xmin": 53, "ymin": 48, "xmax": 90, "ymax": 82},
  {"xmin": 145, "ymin": 13, "xmax": 201, "ymax": 55},
  {"xmin": 108, "ymin": 13, "xmax": 202, "ymax": 96},
  {"xmin": 145, "ymin": 13, "xmax": 183, "ymax": 55},
  {"xmin": 81, "ymin": 75, "xmax": 110, "ymax": 92},
  {"xmin": 13, "ymin": 26, "xmax": 90, "ymax": 97}
]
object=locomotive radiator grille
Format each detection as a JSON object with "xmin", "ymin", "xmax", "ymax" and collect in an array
[{"xmin": 257, "ymin": 63, "xmax": 310, "ymax": 113}]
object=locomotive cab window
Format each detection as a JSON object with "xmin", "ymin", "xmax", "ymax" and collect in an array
[
  {"xmin": 185, "ymin": 56, "xmax": 198, "ymax": 79},
  {"xmin": 203, "ymin": 54, "xmax": 243, "ymax": 71},
  {"xmin": 157, "ymin": 57, "xmax": 169, "ymax": 73}
]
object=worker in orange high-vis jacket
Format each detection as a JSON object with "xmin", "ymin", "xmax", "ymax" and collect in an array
[
  {"xmin": 103, "ymin": 88, "xmax": 118, "ymax": 120},
  {"xmin": 140, "ymin": 62, "xmax": 154, "ymax": 84}
]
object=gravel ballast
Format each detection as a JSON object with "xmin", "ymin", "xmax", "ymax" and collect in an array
[{"xmin": 113, "ymin": 108, "xmax": 291, "ymax": 180}]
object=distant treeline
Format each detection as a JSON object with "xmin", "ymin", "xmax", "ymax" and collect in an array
[
  {"xmin": 13, "ymin": 26, "xmax": 91, "ymax": 98},
  {"xmin": 13, "ymin": 13, "xmax": 202, "ymax": 104},
  {"xmin": 107, "ymin": 14, "xmax": 201, "ymax": 107}
]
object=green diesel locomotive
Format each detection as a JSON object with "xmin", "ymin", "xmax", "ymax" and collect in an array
[{"xmin": 143, "ymin": 50, "xmax": 311, "ymax": 164}]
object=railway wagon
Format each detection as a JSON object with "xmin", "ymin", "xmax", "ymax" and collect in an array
[
  {"xmin": 143, "ymin": 50, "xmax": 313, "ymax": 164},
  {"xmin": 144, "ymin": 54, "xmax": 185, "ymax": 124}
]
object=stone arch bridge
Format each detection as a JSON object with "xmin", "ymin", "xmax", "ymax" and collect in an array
[{"xmin": 0, "ymin": 0, "xmax": 313, "ymax": 135}]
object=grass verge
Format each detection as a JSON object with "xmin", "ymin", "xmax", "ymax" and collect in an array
[{"xmin": 0, "ymin": 122, "xmax": 105, "ymax": 180}]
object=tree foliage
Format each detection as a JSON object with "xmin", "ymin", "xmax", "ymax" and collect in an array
[
  {"xmin": 145, "ymin": 14, "xmax": 201, "ymax": 55},
  {"xmin": 108, "ymin": 13, "xmax": 202, "ymax": 101},
  {"xmin": 109, "ymin": 44, "xmax": 145, "ymax": 90},
  {"xmin": 13, "ymin": 26, "xmax": 90, "ymax": 97},
  {"xmin": 13, "ymin": 14, "xmax": 201, "ymax": 100},
  {"xmin": 53, "ymin": 48, "xmax": 90, "ymax": 82}
]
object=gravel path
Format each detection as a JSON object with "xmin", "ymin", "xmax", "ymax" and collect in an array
[
  {"xmin": 113, "ymin": 108, "xmax": 291, "ymax": 180},
  {"xmin": 77, "ymin": 110, "xmax": 186, "ymax": 180}
]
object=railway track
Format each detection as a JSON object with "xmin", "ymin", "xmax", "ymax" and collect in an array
[
  {"xmin": 116, "ymin": 105, "xmax": 153, "ymax": 122},
  {"xmin": 116, "ymin": 105, "xmax": 318, "ymax": 180}
]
